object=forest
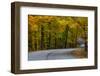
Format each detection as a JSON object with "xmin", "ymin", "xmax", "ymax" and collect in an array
[{"xmin": 28, "ymin": 15, "xmax": 88, "ymax": 53}]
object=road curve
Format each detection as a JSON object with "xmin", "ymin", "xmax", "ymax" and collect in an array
[{"xmin": 28, "ymin": 48, "xmax": 79, "ymax": 60}]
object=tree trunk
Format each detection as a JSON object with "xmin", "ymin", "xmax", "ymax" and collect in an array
[
  {"xmin": 64, "ymin": 25, "xmax": 69, "ymax": 48},
  {"xmin": 48, "ymin": 32, "xmax": 51, "ymax": 49},
  {"xmin": 41, "ymin": 25, "xmax": 44, "ymax": 50},
  {"xmin": 54, "ymin": 33, "xmax": 57, "ymax": 49}
]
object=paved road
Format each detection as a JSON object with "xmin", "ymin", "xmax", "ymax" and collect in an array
[{"xmin": 28, "ymin": 48, "xmax": 79, "ymax": 61}]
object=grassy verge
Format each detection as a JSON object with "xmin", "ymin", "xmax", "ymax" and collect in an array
[{"xmin": 71, "ymin": 48, "xmax": 87, "ymax": 58}]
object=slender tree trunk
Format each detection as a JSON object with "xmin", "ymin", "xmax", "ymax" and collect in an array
[
  {"xmin": 85, "ymin": 41, "xmax": 87, "ymax": 51},
  {"xmin": 54, "ymin": 33, "xmax": 56, "ymax": 49},
  {"xmin": 48, "ymin": 31, "xmax": 51, "ymax": 49},
  {"xmin": 28, "ymin": 34, "xmax": 32, "ymax": 51},
  {"xmin": 64, "ymin": 25, "xmax": 69, "ymax": 48},
  {"xmin": 75, "ymin": 26, "xmax": 78, "ymax": 47},
  {"xmin": 41, "ymin": 25, "xmax": 44, "ymax": 50},
  {"xmin": 48, "ymin": 22, "xmax": 51, "ymax": 49},
  {"xmin": 34, "ymin": 31, "xmax": 37, "ymax": 51}
]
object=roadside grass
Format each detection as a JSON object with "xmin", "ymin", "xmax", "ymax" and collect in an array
[{"xmin": 70, "ymin": 48, "xmax": 87, "ymax": 58}]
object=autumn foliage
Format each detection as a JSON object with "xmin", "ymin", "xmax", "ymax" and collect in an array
[{"xmin": 28, "ymin": 15, "xmax": 88, "ymax": 52}]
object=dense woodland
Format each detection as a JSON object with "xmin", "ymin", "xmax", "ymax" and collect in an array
[{"xmin": 28, "ymin": 15, "xmax": 88, "ymax": 52}]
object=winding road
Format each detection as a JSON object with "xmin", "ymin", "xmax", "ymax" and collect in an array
[{"xmin": 28, "ymin": 48, "xmax": 79, "ymax": 60}]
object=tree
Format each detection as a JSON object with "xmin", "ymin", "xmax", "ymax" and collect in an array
[{"xmin": 28, "ymin": 15, "xmax": 88, "ymax": 52}]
